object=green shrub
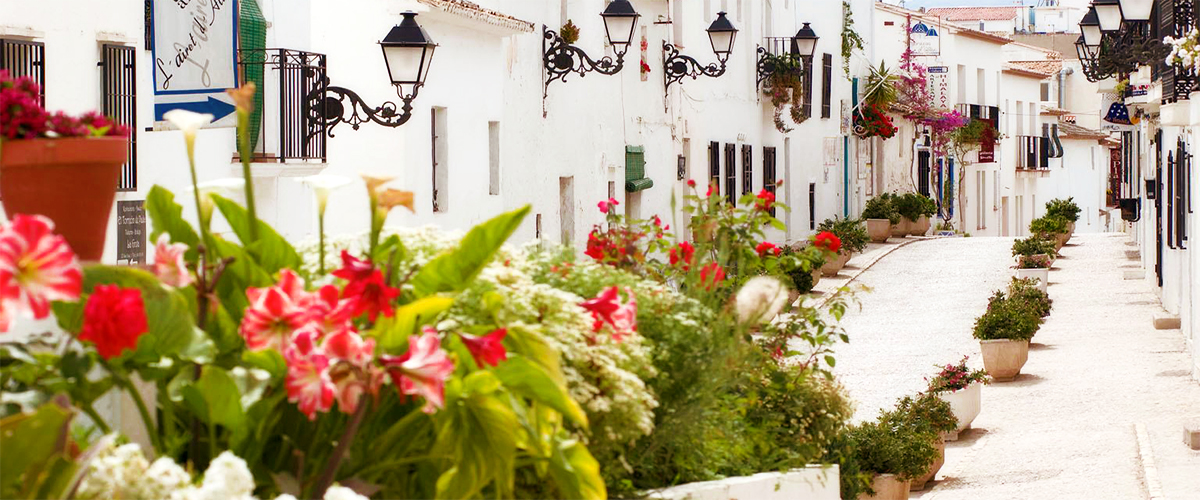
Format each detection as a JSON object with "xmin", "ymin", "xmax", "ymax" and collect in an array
[
  {"xmin": 892, "ymin": 193, "xmax": 924, "ymax": 222},
  {"xmin": 1011, "ymin": 236, "xmax": 1057, "ymax": 258},
  {"xmin": 780, "ymin": 245, "xmax": 824, "ymax": 294},
  {"xmin": 884, "ymin": 393, "xmax": 958, "ymax": 435},
  {"xmin": 845, "ymin": 420, "xmax": 939, "ymax": 482},
  {"xmin": 1045, "ymin": 197, "xmax": 1081, "ymax": 223},
  {"xmin": 817, "ymin": 217, "xmax": 870, "ymax": 254},
  {"xmin": 1029, "ymin": 216, "xmax": 1069, "ymax": 237},
  {"xmin": 1016, "ymin": 254, "xmax": 1051, "ymax": 269},
  {"xmin": 1007, "ymin": 277, "xmax": 1052, "ymax": 318},
  {"xmin": 741, "ymin": 359, "xmax": 854, "ymax": 473},
  {"xmin": 972, "ymin": 290, "xmax": 1041, "ymax": 341},
  {"xmin": 862, "ymin": 194, "xmax": 900, "ymax": 224},
  {"xmin": 918, "ymin": 195, "xmax": 938, "ymax": 218}
]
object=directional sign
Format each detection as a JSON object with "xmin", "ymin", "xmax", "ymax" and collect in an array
[{"xmin": 152, "ymin": 0, "xmax": 240, "ymax": 127}]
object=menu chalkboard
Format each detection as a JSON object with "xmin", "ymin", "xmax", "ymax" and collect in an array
[{"xmin": 116, "ymin": 200, "xmax": 146, "ymax": 263}]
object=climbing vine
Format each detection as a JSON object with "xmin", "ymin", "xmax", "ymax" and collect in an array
[{"xmin": 841, "ymin": 1, "xmax": 865, "ymax": 79}]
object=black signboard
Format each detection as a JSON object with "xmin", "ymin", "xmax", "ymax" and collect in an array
[{"xmin": 116, "ymin": 200, "xmax": 146, "ymax": 263}]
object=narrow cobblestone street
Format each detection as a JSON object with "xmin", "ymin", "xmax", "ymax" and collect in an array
[{"xmin": 829, "ymin": 234, "xmax": 1200, "ymax": 500}]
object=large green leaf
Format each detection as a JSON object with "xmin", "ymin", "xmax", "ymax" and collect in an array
[
  {"xmin": 182, "ymin": 366, "xmax": 245, "ymax": 434},
  {"xmin": 145, "ymin": 185, "xmax": 200, "ymax": 250},
  {"xmin": 504, "ymin": 326, "xmax": 565, "ymax": 388},
  {"xmin": 547, "ymin": 435, "xmax": 606, "ymax": 500},
  {"xmin": 432, "ymin": 372, "xmax": 518, "ymax": 500},
  {"xmin": 0, "ymin": 402, "xmax": 73, "ymax": 499},
  {"xmin": 209, "ymin": 236, "xmax": 273, "ymax": 323},
  {"xmin": 371, "ymin": 296, "xmax": 455, "ymax": 352},
  {"xmin": 410, "ymin": 206, "xmax": 530, "ymax": 298},
  {"xmin": 493, "ymin": 355, "xmax": 586, "ymax": 428},
  {"xmin": 211, "ymin": 194, "xmax": 302, "ymax": 274}
]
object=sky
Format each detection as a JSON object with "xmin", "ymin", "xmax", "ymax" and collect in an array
[{"xmin": 883, "ymin": 0, "xmax": 1091, "ymax": 9}]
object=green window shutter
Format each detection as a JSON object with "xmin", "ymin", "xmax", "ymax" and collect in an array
[
  {"xmin": 239, "ymin": 0, "xmax": 267, "ymax": 151},
  {"xmin": 625, "ymin": 145, "xmax": 653, "ymax": 192}
]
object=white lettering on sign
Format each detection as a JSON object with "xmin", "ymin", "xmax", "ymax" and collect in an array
[{"xmin": 153, "ymin": 0, "xmax": 237, "ymax": 94}]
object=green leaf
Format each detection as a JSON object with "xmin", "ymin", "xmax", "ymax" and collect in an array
[
  {"xmin": 371, "ymin": 296, "xmax": 455, "ymax": 352},
  {"xmin": 546, "ymin": 435, "xmax": 606, "ymax": 500},
  {"xmin": 410, "ymin": 206, "xmax": 529, "ymax": 298},
  {"xmin": 0, "ymin": 402, "xmax": 73, "ymax": 499},
  {"xmin": 503, "ymin": 326, "xmax": 565, "ymax": 388},
  {"xmin": 492, "ymin": 355, "xmax": 587, "ymax": 428},
  {"xmin": 183, "ymin": 366, "xmax": 245, "ymax": 434},
  {"xmin": 209, "ymin": 236, "xmax": 274, "ymax": 323},
  {"xmin": 241, "ymin": 349, "xmax": 287, "ymax": 380},
  {"xmin": 211, "ymin": 194, "xmax": 301, "ymax": 274},
  {"xmin": 825, "ymin": 355, "xmax": 837, "ymax": 368},
  {"xmin": 145, "ymin": 185, "xmax": 200, "ymax": 251},
  {"xmin": 432, "ymin": 372, "xmax": 518, "ymax": 500}
]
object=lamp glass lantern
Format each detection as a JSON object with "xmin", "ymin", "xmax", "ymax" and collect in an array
[
  {"xmin": 380, "ymin": 12, "xmax": 437, "ymax": 96},
  {"xmin": 1117, "ymin": 0, "xmax": 1154, "ymax": 22},
  {"xmin": 601, "ymin": 0, "xmax": 640, "ymax": 57},
  {"xmin": 1079, "ymin": 7, "xmax": 1103, "ymax": 47},
  {"xmin": 790, "ymin": 22, "xmax": 819, "ymax": 58},
  {"xmin": 1092, "ymin": 0, "xmax": 1124, "ymax": 32},
  {"xmin": 706, "ymin": 11, "xmax": 738, "ymax": 63}
]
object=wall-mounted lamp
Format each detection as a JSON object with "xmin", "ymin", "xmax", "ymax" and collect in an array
[
  {"xmin": 543, "ymin": 0, "xmax": 640, "ymax": 97},
  {"xmin": 755, "ymin": 22, "xmax": 818, "ymax": 89},
  {"xmin": 662, "ymin": 11, "xmax": 738, "ymax": 92}
]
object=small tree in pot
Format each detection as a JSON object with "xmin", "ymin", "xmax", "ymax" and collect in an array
[
  {"xmin": 862, "ymin": 194, "xmax": 899, "ymax": 243},
  {"xmin": 973, "ymin": 289, "xmax": 1041, "ymax": 381},
  {"xmin": 1029, "ymin": 216, "xmax": 1070, "ymax": 251}
]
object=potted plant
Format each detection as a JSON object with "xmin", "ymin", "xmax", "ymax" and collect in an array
[
  {"xmin": 892, "ymin": 193, "xmax": 924, "ymax": 238},
  {"xmin": 862, "ymin": 194, "xmax": 899, "ymax": 243},
  {"xmin": 0, "ymin": 71, "xmax": 131, "ymax": 261},
  {"xmin": 849, "ymin": 418, "xmax": 939, "ymax": 499},
  {"xmin": 781, "ymin": 244, "xmax": 826, "ymax": 297},
  {"xmin": 817, "ymin": 217, "xmax": 868, "ymax": 276},
  {"xmin": 1045, "ymin": 197, "xmax": 1081, "ymax": 239},
  {"xmin": 1029, "ymin": 216, "xmax": 1070, "ymax": 251},
  {"xmin": 1015, "ymin": 253, "xmax": 1051, "ymax": 292},
  {"xmin": 1007, "ymin": 276, "xmax": 1052, "ymax": 320},
  {"xmin": 1011, "ymin": 236, "xmax": 1057, "ymax": 269},
  {"xmin": 972, "ymin": 289, "xmax": 1040, "ymax": 381},
  {"xmin": 926, "ymin": 356, "xmax": 990, "ymax": 441},
  {"xmin": 909, "ymin": 195, "xmax": 937, "ymax": 236},
  {"xmin": 883, "ymin": 394, "xmax": 958, "ymax": 491}
]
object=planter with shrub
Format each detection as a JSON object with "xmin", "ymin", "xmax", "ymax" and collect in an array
[
  {"xmin": 1015, "ymin": 253, "xmax": 1051, "ymax": 292},
  {"xmin": 1045, "ymin": 198, "xmax": 1081, "ymax": 241},
  {"xmin": 883, "ymin": 394, "xmax": 957, "ymax": 491},
  {"xmin": 862, "ymin": 194, "xmax": 899, "ymax": 243},
  {"xmin": 1029, "ymin": 216, "xmax": 1070, "ymax": 251},
  {"xmin": 892, "ymin": 193, "xmax": 926, "ymax": 238},
  {"xmin": 926, "ymin": 357, "xmax": 990, "ymax": 440},
  {"xmin": 1012, "ymin": 236, "xmax": 1057, "ymax": 269},
  {"xmin": 973, "ymin": 287, "xmax": 1041, "ymax": 381},
  {"xmin": 909, "ymin": 195, "xmax": 937, "ymax": 236},
  {"xmin": 846, "ymin": 416, "xmax": 939, "ymax": 500},
  {"xmin": 817, "ymin": 217, "xmax": 869, "ymax": 276}
]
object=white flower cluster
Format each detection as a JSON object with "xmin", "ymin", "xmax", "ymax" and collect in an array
[
  {"xmin": 75, "ymin": 438, "xmax": 366, "ymax": 500},
  {"xmin": 1165, "ymin": 29, "xmax": 1200, "ymax": 73}
]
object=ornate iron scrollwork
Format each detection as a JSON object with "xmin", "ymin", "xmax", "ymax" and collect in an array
[
  {"xmin": 1080, "ymin": 22, "xmax": 1170, "ymax": 82},
  {"xmin": 306, "ymin": 80, "xmax": 417, "ymax": 137},
  {"xmin": 662, "ymin": 41, "xmax": 727, "ymax": 91},
  {"xmin": 755, "ymin": 46, "xmax": 773, "ymax": 89},
  {"xmin": 543, "ymin": 26, "xmax": 625, "ymax": 96}
]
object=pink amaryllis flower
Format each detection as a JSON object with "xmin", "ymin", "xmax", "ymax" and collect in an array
[
  {"xmin": 79, "ymin": 285, "xmax": 149, "ymax": 360},
  {"xmin": 240, "ymin": 281, "xmax": 307, "ymax": 352},
  {"xmin": 460, "ymin": 328, "xmax": 508, "ymax": 368},
  {"xmin": 284, "ymin": 328, "xmax": 335, "ymax": 420},
  {"xmin": 305, "ymin": 285, "xmax": 355, "ymax": 335},
  {"xmin": 0, "ymin": 214, "xmax": 82, "ymax": 330},
  {"xmin": 152, "ymin": 234, "xmax": 192, "ymax": 288},
  {"xmin": 332, "ymin": 250, "xmax": 376, "ymax": 283},
  {"xmin": 324, "ymin": 327, "xmax": 381, "ymax": 414},
  {"xmin": 608, "ymin": 292, "xmax": 637, "ymax": 343},
  {"xmin": 381, "ymin": 328, "xmax": 455, "ymax": 413}
]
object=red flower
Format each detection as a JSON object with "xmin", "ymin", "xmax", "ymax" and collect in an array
[
  {"xmin": 460, "ymin": 328, "xmax": 508, "ymax": 368},
  {"xmin": 241, "ymin": 283, "xmax": 307, "ymax": 352},
  {"xmin": 608, "ymin": 293, "xmax": 637, "ymax": 343},
  {"xmin": 342, "ymin": 270, "xmax": 400, "ymax": 322},
  {"xmin": 687, "ymin": 179, "xmax": 697, "ymax": 188},
  {"xmin": 332, "ymin": 250, "xmax": 375, "ymax": 283},
  {"xmin": 698, "ymin": 262, "xmax": 726, "ymax": 290},
  {"xmin": 755, "ymin": 189, "xmax": 775, "ymax": 211},
  {"xmin": 381, "ymin": 328, "xmax": 455, "ymax": 413},
  {"xmin": 669, "ymin": 241, "xmax": 696, "ymax": 270},
  {"xmin": 284, "ymin": 328, "xmax": 335, "ymax": 420},
  {"xmin": 706, "ymin": 183, "xmax": 716, "ymax": 197},
  {"xmin": 580, "ymin": 286, "xmax": 621, "ymax": 331},
  {"xmin": 78, "ymin": 285, "xmax": 148, "ymax": 360},
  {"xmin": 755, "ymin": 241, "xmax": 781, "ymax": 257},
  {"xmin": 0, "ymin": 214, "xmax": 82, "ymax": 330},
  {"xmin": 585, "ymin": 231, "xmax": 607, "ymax": 260},
  {"xmin": 814, "ymin": 231, "xmax": 842, "ymax": 254},
  {"xmin": 307, "ymin": 284, "xmax": 355, "ymax": 334}
]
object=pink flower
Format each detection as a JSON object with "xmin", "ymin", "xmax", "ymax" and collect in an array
[
  {"xmin": 332, "ymin": 250, "xmax": 375, "ymax": 283},
  {"xmin": 381, "ymin": 328, "xmax": 455, "ymax": 413},
  {"xmin": 580, "ymin": 286, "xmax": 621, "ymax": 332},
  {"xmin": 78, "ymin": 285, "xmax": 148, "ymax": 360},
  {"xmin": 152, "ymin": 234, "xmax": 192, "ymax": 288},
  {"xmin": 240, "ymin": 283, "xmax": 307, "ymax": 352},
  {"xmin": 306, "ymin": 285, "xmax": 355, "ymax": 334},
  {"xmin": 342, "ymin": 270, "xmax": 400, "ymax": 322},
  {"xmin": 0, "ymin": 214, "xmax": 82, "ymax": 329},
  {"xmin": 323, "ymin": 327, "xmax": 380, "ymax": 414},
  {"xmin": 598, "ymin": 201, "xmax": 611, "ymax": 213},
  {"xmin": 609, "ymin": 291, "xmax": 637, "ymax": 343},
  {"xmin": 460, "ymin": 328, "xmax": 508, "ymax": 368},
  {"xmin": 324, "ymin": 327, "xmax": 376, "ymax": 367},
  {"xmin": 284, "ymin": 328, "xmax": 335, "ymax": 420}
]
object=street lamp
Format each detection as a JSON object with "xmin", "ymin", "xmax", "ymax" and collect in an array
[
  {"xmin": 791, "ymin": 23, "xmax": 819, "ymax": 58},
  {"xmin": 1079, "ymin": 7, "xmax": 1103, "ymax": 47},
  {"xmin": 662, "ymin": 12, "xmax": 739, "ymax": 92},
  {"xmin": 1092, "ymin": 0, "xmax": 1124, "ymax": 32},
  {"xmin": 313, "ymin": 12, "xmax": 437, "ymax": 135},
  {"xmin": 1117, "ymin": 0, "xmax": 1155, "ymax": 23},
  {"xmin": 757, "ymin": 22, "xmax": 819, "ymax": 90},
  {"xmin": 543, "ymin": 0, "xmax": 641, "ymax": 96}
]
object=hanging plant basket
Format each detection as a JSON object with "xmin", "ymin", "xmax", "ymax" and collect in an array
[{"xmin": 853, "ymin": 103, "xmax": 897, "ymax": 140}]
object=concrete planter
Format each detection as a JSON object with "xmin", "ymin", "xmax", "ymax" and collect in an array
[
  {"xmin": 936, "ymin": 382, "xmax": 982, "ymax": 440},
  {"xmin": 647, "ymin": 465, "xmax": 840, "ymax": 500},
  {"xmin": 910, "ymin": 438, "xmax": 945, "ymax": 491},
  {"xmin": 1016, "ymin": 268, "xmax": 1049, "ymax": 292},
  {"xmin": 890, "ymin": 218, "xmax": 911, "ymax": 238},
  {"xmin": 909, "ymin": 215, "xmax": 931, "ymax": 236},
  {"xmin": 821, "ymin": 251, "xmax": 852, "ymax": 277},
  {"xmin": 811, "ymin": 269, "xmax": 822, "ymax": 288},
  {"xmin": 1017, "ymin": 254, "xmax": 1052, "ymax": 270},
  {"xmin": 1065, "ymin": 221, "xmax": 1076, "ymax": 242},
  {"xmin": 866, "ymin": 219, "xmax": 891, "ymax": 243},
  {"xmin": 857, "ymin": 474, "xmax": 910, "ymax": 500},
  {"xmin": 980, "ymin": 339, "xmax": 1030, "ymax": 382}
]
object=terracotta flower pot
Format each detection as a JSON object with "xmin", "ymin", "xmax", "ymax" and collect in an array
[
  {"xmin": 1016, "ymin": 267, "xmax": 1049, "ymax": 292},
  {"xmin": 910, "ymin": 438, "xmax": 945, "ymax": 491},
  {"xmin": 858, "ymin": 474, "xmax": 910, "ymax": 500},
  {"xmin": 1066, "ymin": 221, "xmax": 1076, "ymax": 241},
  {"xmin": 937, "ymin": 382, "xmax": 982, "ymax": 441},
  {"xmin": 821, "ymin": 250, "xmax": 852, "ymax": 277},
  {"xmin": 890, "ymin": 218, "xmax": 911, "ymax": 238},
  {"xmin": 1, "ymin": 137, "xmax": 128, "ymax": 261},
  {"xmin": 909, "ymin": 215, "xmax": 930, "ymax": 236},
  {"xmin": 980, "ymin": 339, "xmax": 1030, "ymax": 382},
  {"xmin": 866, "ymin": 219, "xmax": 891, "ymax": 243}
]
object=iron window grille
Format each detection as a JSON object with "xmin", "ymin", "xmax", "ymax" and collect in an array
[
  {"xmin": 808, "ymin": 183, "xmax": 816, "ymax": 230},
  {"xmin": 101, "ymin": 44, "xmax": 137, "ymax": 192},
  {"xmin": 236, "ymin": 48, "xmax": 328, "ymax": 163},
  {"xmin": 918, "ymin": 150, "xmax": 932, "ymax": 197},
  {"xmin": 709, "ymin": 141, "xmax": 721, "ymax": 193},
  {"xmin": 0, "ymin": 39, "xmax": 45, "ymax": 104},
  {"xmin": 724, "ymin": 143, "xmax": 736, "ymax": 206},
  {"xmin": 1169, "ymin": 136, "xmax": 1190, "ymax": 248},
  {"xmin": 741, "ymin": 144, "xmax": 753, "ymax": 195},
  {"xmin": 821, "ymin": 53, "xmax": 832, "ymax": 119},
  {"xmin": 1161, "ymin": 0, "xmax": 1197, "ymax": 104},
  {"xmin": 763, "ymin": 146, "xmax": 777, "ymax": 217}
]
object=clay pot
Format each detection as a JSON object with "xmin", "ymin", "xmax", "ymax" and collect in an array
[
  {"xmin": 820, "ymin": 250, "xmax": 852, "ymax": 277},
  {"xmin": 1016, "ymin": 267, "xmax": 1049, "ymax": 292},
  {"xmin": 1, "ymin": 137, "xmax": 128, "ymax": 261},
  {"xmin": 937, "ymin": 382, "xmax": 982, "ymax": 441},
  {"xmin": 890, "ymin": 218, "xmax": 911, "ymax": 238},
  {"xmin": 866, "ymin": 219, "xmax": 891, "ymax": 243},
  {"xmin": 909, "ymin": 215, "xmax": 930, "ymax": 236},
  {"xmin": 980, "ymin": 339, "xmax": 1030, "ymax": 382},
  {"xmin": 910, "ymin": 438, "xmax": 946, "ymax": 491},
  {"xmin": 858, "ymin": 474, "xmax": 910, "ymax": 500}
]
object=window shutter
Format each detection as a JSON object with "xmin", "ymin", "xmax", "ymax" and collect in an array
[
  {"xmin": 625, "ymin": 145, "xmax": 653, "ymax": 192},
  {"xmin": 709, "ymin": 141, "xmax": 720, "ymax": 193},
  {"xmin": 741, "ymin": 145, "xmax": 753, "ymax": 195},
  {"xmin": 239, "ymin": 0, "xmax": 268, "ymax": 150},
  {"xmin": 821, "ymin": 53, "xmax": 832, "ymax": 119},
  {"xmin": 725, "ymin": 143, "xmax": 736, "ymax": 205}
]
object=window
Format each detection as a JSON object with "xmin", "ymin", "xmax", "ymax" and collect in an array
[
  {"xmin": 559, "ymin": 176, "xmax": 574, "ymax": 245},
  {"xmin": 956, "ymin": 65, "xmax": 966, "ymax": 103},
  {"xmin": 821, "ymin": 53, "xmax": 833, "ymax": 118},
  {"xmin": 763, "ymin": 146, "xmax": 777, "ymax": 217},
  {"xmin": 976, "ymin": 68, "xmax": 985, "ymax": 105},
  {"xmin": 535, "ymin": 214, "xmax": 542, "ymax": 239},
  {"xmin": 741, "ymin": 144, "xmax": 753, "ymax": 195},
  {"xmin": 976, "ymin": 171, "xmax": 987, "ymax": 230},
  {"xmin": 1015, "ymin": 101, "xmax": 1024, "ymax": 135},
  {"xmin": 0, "ymin": 39, "xmax": 45, "ymax": 104},
  {"xmin": 979, "ymin": 20, "xmax": 985, "ymax": 30},
  {"xmin": 725, "ymin": 143, "xmax": 737, "ymax": 205},
  {"xmin": 431, "ymin": 107, "xmax": 449, "ymax": 212},
  {"xmin": 802, "ymin": 56, "xmax": 813, "ymax": 118},
  {"xmin": 1040, "ymin": 82, "xmax": 1051, "ymax": 102},
  {"xmin": 102, "ymin": 44, "xmax": 137, "ymax": 192},
  {"xmin": 709, "ymin": 141, "xmax": 721, "ymax": 193},
  {"xmin": 488, "ymin": 121, "xmax": 500, "ymax": 195},
  {"xmin": 1017, "ymin": 136, "xmax": 1048, "ymax": 170},
  {"xmin": 808, "ymin": 183, "xmax": 816, "ymax": 230},
  {"xmin": 918, "ymin": 151, "xmax": 931, "ymax": 196}
]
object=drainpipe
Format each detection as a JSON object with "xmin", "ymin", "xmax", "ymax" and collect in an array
[{"xmin": 1057, "ymin": 66, "xmax": 1074, "ymax": 109}]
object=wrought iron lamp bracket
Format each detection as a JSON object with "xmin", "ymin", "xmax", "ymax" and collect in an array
[
  {"xmin": 755, "ymin": 46, "xmax": 772, "ymax": 89},
  {"xmin": 543, "ymin": 26, "xmax": 625, "ymax": 97},
  {"xmin": 1083, "ymin": 22, "xmax": 1170, "ymax": 82},
  {"xmin": 662, "ymin": 41, "xmax": 727, "ymax": 92},
  {"xmin": 308, "ymin": 80, "xmax": 419, "ymax": 137}
]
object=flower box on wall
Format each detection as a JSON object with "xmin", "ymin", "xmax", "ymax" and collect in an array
[{"xmin": 646, "ymin": 465, "xmax": 839, "ymax": 500}]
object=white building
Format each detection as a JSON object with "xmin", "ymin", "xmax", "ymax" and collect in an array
[{"xmin": 925, "ymin": 6, "xmax": 1029, "ymax": 34}]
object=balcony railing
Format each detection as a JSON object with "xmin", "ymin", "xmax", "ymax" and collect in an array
[
  {"xmin": 237, "ymin": 48, "xmax": 327, "ymax": 163},
  {"xmin": 1160, "ymin": 0, "xmax": 1198, "ymax": 104},
  {"xmin": 1016, "ymin": 136, "xmax": 1050, "ymax": 171}
]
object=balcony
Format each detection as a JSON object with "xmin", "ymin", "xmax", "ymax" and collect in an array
[
  {"xmin": 1016, "ymin": 135, "xmax": 1050, "ymax": 176},
  {"xmin": 236, "ymin": 48, "xmax": 328, "ymax": 163}
]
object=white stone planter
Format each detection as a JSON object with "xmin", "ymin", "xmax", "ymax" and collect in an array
[
  {"xmin": 647, "ymin": 465, "xmax": 840, "ymax": 500},
  {"xmin": 1016, "ymin": 267, "xmax": 1049, "ymax": 293},
  {"xmin": 980, "ymin": 339, "xmax": 1030, "ymax": 382},
  {"xmin": 936, "ymin": 382, "xmax": 982, "ymax": 441},
  {"xmin": 866, "ymin": 219, "xmax": 890, "ymax": 243}
]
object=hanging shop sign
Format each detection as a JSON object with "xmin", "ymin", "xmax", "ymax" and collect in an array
[
  {"xmin": 152, "ymin": 0, "xmax": 240, "ymax": 126},
  {"xmin": 1100, "ymin": 93, "xmax": 1136, "ymax": 132},
  {"xmin": 116, "ymin": 200, "xmax": 147, "ymax": 264},
  {"xmin": 909, "ymin": 21, "xmax": 941, "ymax": 57},
  {"xmin": 927, "ymin": 66, "xmax": 950, "ymax": 110}
]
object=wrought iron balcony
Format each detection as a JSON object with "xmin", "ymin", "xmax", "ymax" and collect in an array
[{"xmin": 237, "ymin": 48, "xmax": 328, "ymax": 163}]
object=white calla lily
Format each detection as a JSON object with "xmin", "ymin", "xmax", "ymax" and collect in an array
[
  {"xmin": 163, "ymin": 110, "xmax": 214, "ymax": 152},
  {"xmin": 297, "ymin": 174, "xmax": 353, "ymax": 214}
]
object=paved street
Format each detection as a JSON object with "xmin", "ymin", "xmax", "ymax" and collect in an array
[{"xmin": 827, "ymin": 234, "xmax": 1200, "ymax": 500}]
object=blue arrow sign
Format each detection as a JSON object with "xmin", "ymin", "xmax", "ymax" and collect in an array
[{"xmin": 154, "ymin": 96, "xmax": 236, "ymax": 121}]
